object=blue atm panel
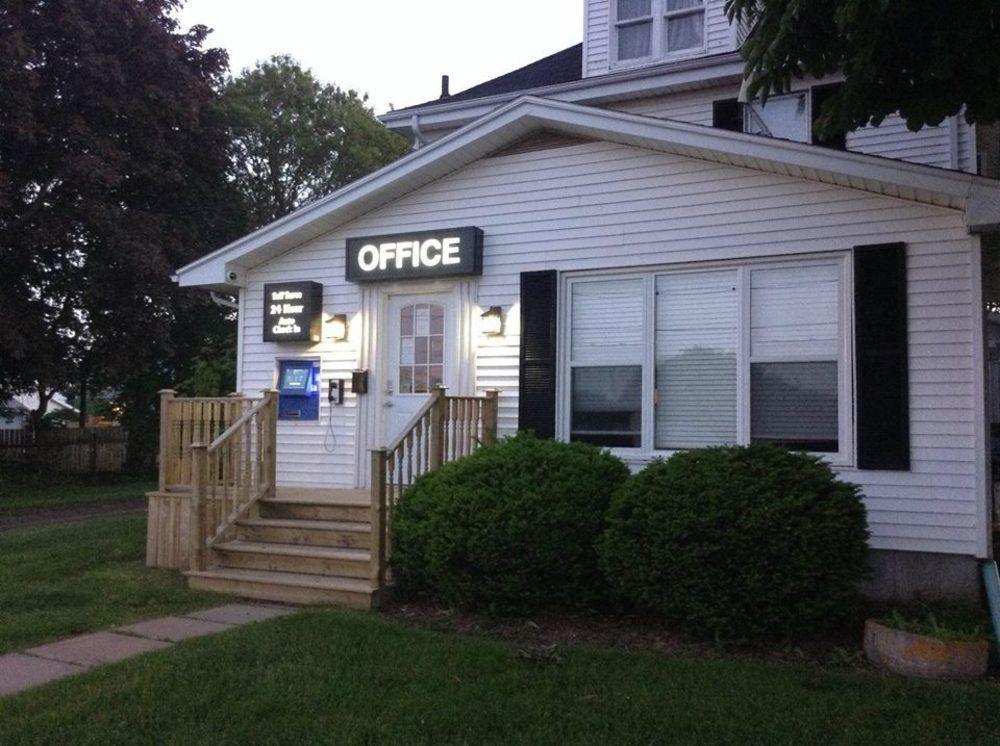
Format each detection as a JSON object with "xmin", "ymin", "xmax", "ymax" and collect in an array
[{"xmin": 278, "ymin": 360, "xmax": 321, "ymax": 421}]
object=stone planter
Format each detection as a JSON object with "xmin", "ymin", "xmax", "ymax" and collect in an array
[{"xmin": 863, "ymin": 619, "xmax": 988, "ymax": 680}]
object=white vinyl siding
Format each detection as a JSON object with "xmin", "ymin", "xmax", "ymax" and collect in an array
[
  {"xmin": 240, "ymin": 139, "xmax": 982, "ymax": 558},
  {"xmin": 610, "ymin": 85, "xmax": 978, "ymax": 173}
]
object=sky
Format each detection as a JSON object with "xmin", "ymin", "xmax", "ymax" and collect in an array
[{"xmin": 175, "ymin": 1, "xmax": 584, "ymax": 114}]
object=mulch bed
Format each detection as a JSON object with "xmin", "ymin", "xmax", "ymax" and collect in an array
[{"xmin": 381, "ymin": 598, "xmax": 871, "ymax": 670}]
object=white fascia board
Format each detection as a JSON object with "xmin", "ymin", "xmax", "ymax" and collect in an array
[
  {"xmin": 176, "ymin": 96, "xmax": 1000, "ymax": 289},
  {"xmin": 380, "ymin": 54, "xmax": 746, "ymax": 134}
]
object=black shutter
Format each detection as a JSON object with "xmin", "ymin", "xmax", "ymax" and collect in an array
[
  {"xmin": 518, "ymin": 271, "xmax": 558, "ymax": 438},
  {"xmin": 712, "ymin": 99, "xmax": 743, "ymax": 132},
  {"xmin": 812, "ymin": 83, "xmax": 848, "ymax": 150},
  {"xmin": 854, "ymin": 243, "xmax": 910, "ymax": 470}
]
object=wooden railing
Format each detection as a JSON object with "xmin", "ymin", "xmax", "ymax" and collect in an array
[
  {"xmin": 157, "ymin": 390, "xmax": 262, "ymax": 492},
  {"xmin": 187, "ymin": 390, "xmax": 278, "ymax": 570},
  {"xmin": 370, "ymin": 386, "xmax": 499, "ymax": 587}
]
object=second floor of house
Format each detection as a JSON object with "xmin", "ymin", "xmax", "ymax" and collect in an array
[{"xmin": 380, "ymin": 0, "xmax": 997, "ymax": 178}]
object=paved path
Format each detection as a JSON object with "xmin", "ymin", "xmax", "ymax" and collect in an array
[
  {"xmin": 0, "ymin": 603, "xmax": 297, "ymax": 697},
  {"xmin": 0, "ymin": 499, "xmax": 147, "ymax": 533}
]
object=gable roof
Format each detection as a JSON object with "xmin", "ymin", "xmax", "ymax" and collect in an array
[
  {"xmin": 175, "ymin": 97, "xmax": 1000, "ymax": 289},
  {"xmin": 396, "ymin": 44, "xmax": 583, "ymax": 113}
]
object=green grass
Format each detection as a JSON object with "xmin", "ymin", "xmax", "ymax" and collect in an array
[
  {"xmin": 2, "ymin": 609, "xmax": 1000, "ymax": 744},
  {"xmin": 0, "ymin": 516, "xmax": 220, "ymax": 653},
  {"xmin": 0, "ymin": 469, "xmax": 155, "ymax": 515}
]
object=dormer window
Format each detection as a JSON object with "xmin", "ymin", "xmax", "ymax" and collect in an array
[{"xmin": 614, "ymin": 0, "xmax": 706, "ymax": 63}]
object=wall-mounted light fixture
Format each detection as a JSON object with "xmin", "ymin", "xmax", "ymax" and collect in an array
[
  {"xmin": 327, "ymin": 313, "xmax": 349, "ymax": 342},
  {"xmin": 480, "ymin": 306, "xmax": 505, "ymax": 337}
]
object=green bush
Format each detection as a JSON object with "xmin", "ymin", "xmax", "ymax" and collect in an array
[
  {"xmin": 599, "ymin": 445, "xmax": 870, "ymax": 641},
  {"xmin": 392, "ymin": 432, "xmax": 630, "ymax": 613}
]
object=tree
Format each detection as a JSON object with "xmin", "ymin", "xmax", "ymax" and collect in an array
[
  {"xmin": 223, "ymin": 55, "xmax": 410, "ymax": 229},
  {"xmin": 0, "ymin": 0, "xmax": 244, "ymax": 459},
  {"xmin": 726, "ymin": 0, "xmax": 1000, "ymax": 135}
]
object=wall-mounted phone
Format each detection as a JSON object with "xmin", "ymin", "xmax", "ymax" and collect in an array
[{"xmin": 328, "ymin": 379, "xmax": 345, "ymax": 406}]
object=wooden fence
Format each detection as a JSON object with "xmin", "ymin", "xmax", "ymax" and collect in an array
[{"xmin": 0, "ymin": 427, "xmax": 128, "ymax": 473}]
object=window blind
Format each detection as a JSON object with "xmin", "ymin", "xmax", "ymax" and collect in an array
[{"xmin": 655, "ymin": 270, "xmax": 738, "ymax": 448}]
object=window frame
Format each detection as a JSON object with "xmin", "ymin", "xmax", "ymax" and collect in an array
[
  {"xmin": 612, "ymin": 0, "xmax": 708, "ymax": 67},
  {"xmin": 743, "ymin": 91, "xmax": 812, "ymax": 144},
  {"xmin": 557, "ymin": 253, "xmax": 855, "ymax": 466}
]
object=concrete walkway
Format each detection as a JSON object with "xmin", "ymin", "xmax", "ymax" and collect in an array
[{"xmin": 0, "ymin": 603, "xmax": 296, "ymax": 697}]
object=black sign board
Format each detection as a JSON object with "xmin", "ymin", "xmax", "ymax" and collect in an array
[
  {"xmin": 345, "ymin": 227, "xmax": 483, "ymax": 283},
  {"xmin": 263, "ymin": 281, "xmax": 323, "ymax": 343}
]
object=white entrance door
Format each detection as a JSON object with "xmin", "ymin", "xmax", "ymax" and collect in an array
[{"xmin": 382, "ymin": 293, "xmax": 455, "ymax": 444}]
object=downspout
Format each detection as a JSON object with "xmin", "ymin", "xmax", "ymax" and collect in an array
[{"xmin": 410, "ymin": 114, "xmax": 428, "ymax": 151}]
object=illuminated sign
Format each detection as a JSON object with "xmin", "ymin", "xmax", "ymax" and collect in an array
[
  {"xmin": 345, "ymin": 227, "xmax": 483, "ymax": 283},
  {"xmin": 262, "ymin": 282, "xmax": 323, "ymax": 343}
]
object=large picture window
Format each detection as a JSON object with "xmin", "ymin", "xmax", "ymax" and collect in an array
[
  {"xmin": 562, "ymin": 257, "xmax": 850, "ymax": 461},
  {"xmin": 614, "ymin": 0, "xmax": 706, "ymax": 63}
]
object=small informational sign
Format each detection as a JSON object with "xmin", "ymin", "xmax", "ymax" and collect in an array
[
  {"xmin": 345, "ymin": 227, "xmax": 483, "ymax": 283},
  {"xmin": 263, "ymin": 281, "xmax": 323, "ymax": 343}
]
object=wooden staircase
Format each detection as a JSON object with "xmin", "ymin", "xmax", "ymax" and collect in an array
[
  {"xmin": 185, "ymin": 490, "xmax": 377, "ymax": 608},
  {"xmin": 148, "ymin": 387, "xmax": 499, "ymax": 609}
]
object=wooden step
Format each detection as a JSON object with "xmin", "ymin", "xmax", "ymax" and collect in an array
[
  {"xmin": 236, "ymin": 518, "xmax": 371, "ymax": 550},
  {"xmin": 259, "ymin": 498, "xmax": 370, "ymax": 523},
  {"xmin": 185, "ymin": 568, "xmax": 375, "ymax": 608},
  {"xmin": 214, "ymin": 540, "xmax": 371, "ymax": 579}
]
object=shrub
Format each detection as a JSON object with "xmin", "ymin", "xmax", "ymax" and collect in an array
[
  {"xmin": 599, "ymin": 445, "xmax": 869, "ymax": 641},
  {"xmin": 392, "ymin": 432, "xmax": 630, "ymax": 613}
]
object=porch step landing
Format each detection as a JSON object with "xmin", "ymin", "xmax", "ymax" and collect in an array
[{"xmin": 184, "ymin": 490, "xmax": 377, "ymax": 609}]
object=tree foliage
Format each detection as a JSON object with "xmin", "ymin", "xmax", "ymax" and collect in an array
[
  {"xmin": 726, "ymin": 0, "xmax": 1000, "ymax": 134},
  {"xmin": 0, "ymin": 0, "xmax": 244, "ymax": 452},
  {"xmin": 223, "ymin": 55, "xmax": 410, "ymax": 228}
]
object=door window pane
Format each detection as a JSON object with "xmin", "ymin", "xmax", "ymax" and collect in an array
[
  {"xmin": 398, "ymin": 302, "xmax": 445, "ymax": 394},
  {"xmin": 571, "ymin": 366, "xmax": 642, "ymax": 448},
  {"xmin": 655, "ymin": 270, "xmax": 738, "ymax": 449},
  {"xmin": 751, "ymin": 362, "xmax": 839, "ymax": 452}
]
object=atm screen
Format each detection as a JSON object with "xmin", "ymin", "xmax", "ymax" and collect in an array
[{"xmin": 280, "ymin": 364, "xmax": 312, "ymax": 392}]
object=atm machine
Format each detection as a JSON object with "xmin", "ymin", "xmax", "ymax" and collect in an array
[{"xmin": 277, "ymin": 360, "xmax": 322, "ymax": 420}]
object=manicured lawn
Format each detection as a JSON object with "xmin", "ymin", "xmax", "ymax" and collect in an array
[
  {"xmin": 2, "ymin": 609, "xmax": 1000, "ymax": 744},
  {"xmin": 0, "ymin": 469, "xmax": 155, "ymax": 515},
  {"xmin": 0, "ymin": 516, "xmax": 220, "ymax": 653}
]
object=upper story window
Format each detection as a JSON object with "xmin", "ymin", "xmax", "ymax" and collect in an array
[{"xmin": 615, "ymin": 0, "xmax": 706, "ymax": 64}]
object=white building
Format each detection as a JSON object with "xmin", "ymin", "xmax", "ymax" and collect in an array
[{"xmin": 174, "ymin": 0, "xmax": 1000, "ymax": 600}]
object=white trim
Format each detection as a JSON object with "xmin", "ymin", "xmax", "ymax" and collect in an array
[
  {"xmin": 558, "ymin": 251, "xmax": 855, "ymax": 466},
  {"xmin": 235, "ymin": 287, "xmax": 246, "ymax": 393},
  {"xmin": 175, "ymin": 97, "xmax": 1000, "ymax": 290},
  {"xmin": 971, "ymin": 236, "xmax": 991, "ymax": 558}
]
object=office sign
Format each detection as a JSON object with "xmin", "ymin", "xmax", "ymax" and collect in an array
[
  {"xmin": 345, "ymin": 227, "xmax": 483, "ymax": 283},
  {"xmin": 263, "ymin": 281, "xmax": 323, "ymax": 343}
]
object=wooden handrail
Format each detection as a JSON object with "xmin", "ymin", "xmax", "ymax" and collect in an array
[
  {"xmin": 186, "ymin": 389, "xmax": 278, "ymax": 571},
  {"xmin": 207, "ymin": 397, "xmax": 270, "ymax": 454},
  {"xmin": 370, "ymin": 387, "xmax": 500, "ymax": 587}
]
